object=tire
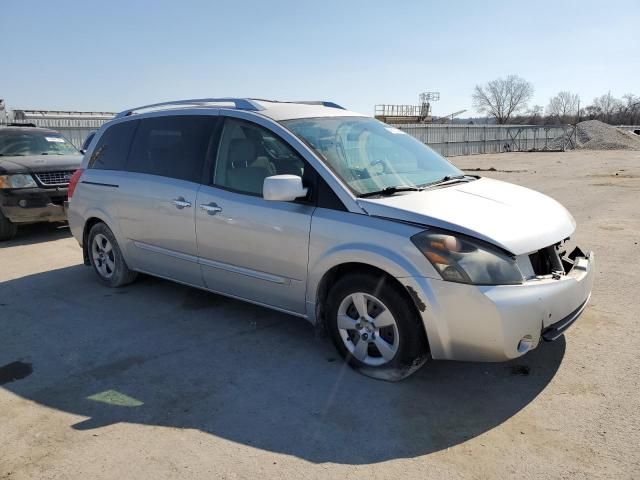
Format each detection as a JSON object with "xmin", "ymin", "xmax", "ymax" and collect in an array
[
  {"xmin": 326, "ymin": 273, "xmax": 429, "ymax": 379},
  {"xmin": 87, "ymin": 222, "xmax": 138, "ymax": 287},
  {"xmin": 0, "ymin": 211, "xmax": 18, "ymax": 241}
]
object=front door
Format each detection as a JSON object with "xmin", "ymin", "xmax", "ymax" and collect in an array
[{"xmin": 195, "ymin": 117, "xmax": 314, "ymax": 313}]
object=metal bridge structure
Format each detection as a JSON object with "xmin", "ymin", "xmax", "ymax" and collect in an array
[{"xmin": 375, "ymin": 91, "xmax": 441, "ymax": 124}]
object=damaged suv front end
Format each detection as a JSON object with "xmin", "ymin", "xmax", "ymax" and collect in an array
[{"xmin": 0, "ymin": 127, "xmax": 82, "ymax": 240}]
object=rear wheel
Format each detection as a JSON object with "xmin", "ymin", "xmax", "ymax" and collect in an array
[
  {"xmin": 0, "ymin": 211, "xmax": 17, "ymax": 241},
  {"xmin": 326, "ymin": 273, "xmax": 428, "ymax": 376},
  {"xmin": 88, "ymin": 222, "xmax": 137, "ymax": 287}
]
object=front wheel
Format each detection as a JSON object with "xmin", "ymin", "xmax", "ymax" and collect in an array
[
  {"xmin": 326, "ymin": 273, "xmax": 429, "ymax": 379},
  {"xmin": 87, "ymin": 222, "xmax": 138, "ymax": 287},
  {"xmin": 0, "ymin": 211, "xmax": 17, "ymax": 241}
]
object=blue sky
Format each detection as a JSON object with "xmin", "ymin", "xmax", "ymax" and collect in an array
[{"xmin": 2, "ymin": 0, "xmax": 639, "ymax": 116}]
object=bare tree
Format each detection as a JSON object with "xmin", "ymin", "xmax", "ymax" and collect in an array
[
  {"xmin": 546, "ymin": 91, "xmax": 580, "ymax": 122},
  {"xmin": 620, "ymin": 93, "xmax": 640, "ymax": 124},
  {"xmin": 582, "ymin": 105, "xmax": 601, "ymax": 120},
  {"xmin": 525, "ymin": 104, "xmax": 543, "ymax": 124},
  {"xmin": 472, "ymin": 75, "xmax": 534, "ymax": 124},
  {"xmin": 593, "ymin": 91, "xmax": 621, "ymax": 123}
]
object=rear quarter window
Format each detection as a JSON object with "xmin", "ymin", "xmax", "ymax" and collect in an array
[{"xmin": 88, "ymin": 120, "xmax": 139, "ymax": 170}]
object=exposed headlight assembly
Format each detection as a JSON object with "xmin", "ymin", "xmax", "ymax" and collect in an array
[
  {"xmin": 411, "ymin": 229, "xmax": 523, "ymax": 285},
  {"xmin": 0, "ymin": 174, "xmax": 37, "ymax": 189}
]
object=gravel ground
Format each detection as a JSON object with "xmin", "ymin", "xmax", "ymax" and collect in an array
[{"xmin": 0, "ymin": 150, "xmax": 639, "ymax": 479}]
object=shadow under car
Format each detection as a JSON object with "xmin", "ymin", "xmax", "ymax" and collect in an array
[{"xmin": 0, "ymin": 265, "xmax": 565, "ymax": 464}]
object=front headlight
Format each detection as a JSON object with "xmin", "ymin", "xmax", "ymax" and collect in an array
[
  {"xmin": 411, "ymin": 229, "xmax": 523, "ymax": 285},
  {"xmin": 0, "ymin": 174, "xmax": 38, "ymax": 189}
]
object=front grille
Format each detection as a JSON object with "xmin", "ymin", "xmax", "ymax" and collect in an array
[{"xmin": 34, "ymin": 170, "xmax": 75, "ymax": 186}]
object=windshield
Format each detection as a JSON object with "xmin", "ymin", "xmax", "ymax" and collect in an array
[
  {"xmin": 0, "ymin": 131, "xmax": 78, "ymax": 156},
  {"xmin": 282, "ymin": 117, "xmax": 462, "ymax": 195}
]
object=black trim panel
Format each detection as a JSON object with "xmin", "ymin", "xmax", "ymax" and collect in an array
[
  {"xmin": 541, "ymin": 296, "xmax": 590, "ymax": 342},
  {"xmin": 81, "ymin": 180, "xmax": 119, "ymax": 188}
]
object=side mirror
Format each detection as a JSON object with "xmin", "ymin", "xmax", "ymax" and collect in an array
[{"xmin": 263, "ymin": 175, "xmax": 308, "ymax": 202}]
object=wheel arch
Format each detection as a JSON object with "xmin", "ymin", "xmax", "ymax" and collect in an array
[
  {"xmin": 312, "ymin": 261, "xmax": 430, "ymax": 349},
  {"xmin": 81, "ymin": 212, "xmax": 120, "ymax": 266}
]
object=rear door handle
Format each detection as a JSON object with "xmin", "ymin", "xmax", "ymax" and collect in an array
[
  {"xmin": 200, "ymin": 202, "xmax": 222, "ymax": 215},
  {"xmin": 172, "ymin": 197, "xmax": 191, "ymax": 209}
]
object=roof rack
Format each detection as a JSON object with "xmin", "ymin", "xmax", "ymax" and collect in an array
[
  {"xmin": 251, "ymin": 99, "xmax": 345, "ymax": 110},
  {"xmin": 114, "ymin": 98, "xmax": 265, "ymax": 119},
  {"xmin": 288, "ymin": 101, "xmax": 345, "ymax": 110}
]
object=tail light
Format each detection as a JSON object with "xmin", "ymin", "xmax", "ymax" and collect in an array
[{"xmin": 68, "ymin": 168, "xmax": 84, "ymax": 199}]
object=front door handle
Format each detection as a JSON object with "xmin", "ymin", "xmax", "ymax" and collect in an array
[
  {"xmin": 200, "ymin": 202, "xmax": 222, "ymax": 215},
  {"xmin": 172, "ymin": 197, "xmax": 192, "ymax": 209}
]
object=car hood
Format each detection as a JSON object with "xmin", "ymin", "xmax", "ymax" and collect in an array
[
  {"xmin": 357, "ymin": 177, "xmax": 576, "ymax": 255},
  {"xmin": 0, "ymin": 155, "xmax": 83, "ymax": 174}
]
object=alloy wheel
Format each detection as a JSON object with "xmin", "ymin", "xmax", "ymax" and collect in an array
[
  {"xmin": 336, "ymin": 292, "xmax": 399, "ymax": 367},
  {"xmin": 91, "ymin": 233, "xmax": 116, "ymax": 279}
]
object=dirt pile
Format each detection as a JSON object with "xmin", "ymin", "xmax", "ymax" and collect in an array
[{"xmin": 572, "ymin": 120, "xmax": 640, "ymax": 150}]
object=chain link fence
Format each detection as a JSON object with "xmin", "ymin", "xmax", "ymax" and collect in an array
[{"xmin": 396, "ymin": 124, "xmax": 576, "ymax": 157}]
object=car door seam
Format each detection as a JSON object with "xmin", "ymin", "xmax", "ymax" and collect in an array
[{"xmin": 304, "ymin": 206, "xmax": 317, "ymax": 314}]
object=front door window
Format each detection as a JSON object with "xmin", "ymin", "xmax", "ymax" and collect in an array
[{"xmin": 213, "ymin": 118, "xmax": 305, "ymax": 196}]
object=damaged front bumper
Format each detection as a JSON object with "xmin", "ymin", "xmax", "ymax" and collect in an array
[
  {"xmin": 541, "ymin": 296, "xmax": 589, "ymax": 342},
  {"xmin": 0, "ymin": 187, "xmax": 68, "ymax": 224},
  {"xmin": 403, "ymin": 249, "xmax": 595, "ymax": 362}
]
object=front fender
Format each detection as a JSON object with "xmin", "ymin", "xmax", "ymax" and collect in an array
[
  {"xmin": 305, "ymin": 210, "xmax": 443, "ymax": 325},
  {"xmin": 307, "ymin": 242, "xmax": 432, "ymax": 306}
]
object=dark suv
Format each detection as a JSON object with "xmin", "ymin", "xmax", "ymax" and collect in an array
[{"xmin": 0, "ymin": 126, "xmax": 83, "ymax": 240}]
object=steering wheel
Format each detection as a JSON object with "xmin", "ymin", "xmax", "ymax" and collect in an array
[{"xmin": 370, "ymin": 158, "xmax": 392, "ymax": 175}]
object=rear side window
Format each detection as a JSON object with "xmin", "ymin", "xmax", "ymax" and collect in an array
[
  {"xmin": 88, "ymin": 120, "xmax": 138, "ymax": 170},
  {"xmin": 126, "ymin": 116, "xmax": 214, "ymax": 182}
]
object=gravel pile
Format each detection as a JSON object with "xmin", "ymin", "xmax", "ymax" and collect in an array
[{"xmin": 568, "ymin": 120, "xmax": 640, "ymax": 150}]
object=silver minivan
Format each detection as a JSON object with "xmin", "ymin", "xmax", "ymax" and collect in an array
[{"xmin": 67, "ymin": 98, "xmax": 594, "ymax": 379}]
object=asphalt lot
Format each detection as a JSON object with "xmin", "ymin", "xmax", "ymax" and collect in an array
[{"xmin": 1, "ymin": 150, "xmax": 639, "ymax": 479}]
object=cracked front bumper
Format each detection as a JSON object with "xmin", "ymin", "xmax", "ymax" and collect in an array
[
  {"xmin": 0, "ymin": 187, "xmax": 68, "ymax": 223},
  {"xmin": 404, "ymin": 251, "xmax": 595, "ymax": 362}
]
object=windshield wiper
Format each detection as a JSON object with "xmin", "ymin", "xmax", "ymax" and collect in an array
[
  {"xmin": 422, "ymin": 174, "xmax": 471, "ymax": 188},
  {"xmin": 358, "ymin": 185, "xmax": 423, "ymax": 198}
]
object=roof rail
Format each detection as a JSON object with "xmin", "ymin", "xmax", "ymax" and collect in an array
[
  {"xmin": 115, "ymin": 98, "xmax": 264, "ymax": 119},
  {"xmin": 287, "ymin": 101, "xmax": 345, "ymax": 110},
  {"xmin": 249, "ymin": 99, "xmax": 345, "ymax": 110}
]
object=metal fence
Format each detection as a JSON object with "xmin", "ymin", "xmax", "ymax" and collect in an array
[
  {"xmin": 617, "ymin": 125, "xmax": 640, "ymax": 133},
  {"xmin": 396, "ymin": 124, "xmax": 576, "ymax": 157},
  {"xmin": 7, "ymin": 110, "xmax": 115, "ymax": 148}
]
